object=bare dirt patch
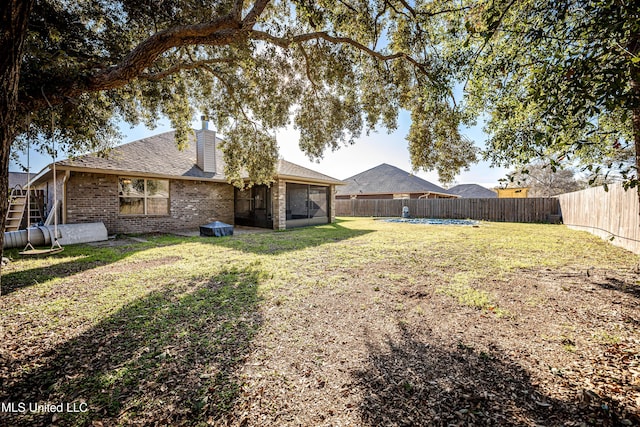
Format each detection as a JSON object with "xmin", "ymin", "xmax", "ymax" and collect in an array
[{"xmin": 231, "ymin": 265, "xmax": 640, "ymax": 426}]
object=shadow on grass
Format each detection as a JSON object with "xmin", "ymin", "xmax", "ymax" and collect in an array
[
  {"xmin": 1, "ymin": 220, "xmax": 370, "ymax": 297},
  {"xmin": 544, "ymin": 270, "xmax": 640, "ymax": 301},
  {"xmin": 354, "ymin": 323, "xmax": 633, "ymax": 426},
  {"xmin": 1, "ymin": 267, "xmax": 262, "ymax": 427},
  {"xmin": 201, "ymin": 219, "xmax": 375, "ymax": 256},
  {"xmin": 0, "ymin": 239, "xmax": 158, "ymax": 296},
  {"xmin": 593, "ymin": 276, "xmax": 640, "ymax": 300}
]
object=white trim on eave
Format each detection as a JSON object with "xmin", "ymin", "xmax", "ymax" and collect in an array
[
  {"xmin": 32, "ymin": 165, "xmax": 229, "ymax": 184},
  {"xmin": 276, "ymin": 175, "xmax": 344, "ymax": 186},
  {"xmin": 27, "ymin": 165, "xmax": 53, "ymax": 187},
  {"xmin": 32, "ymin": 166, "xmax": 344, "ymax": 188}
]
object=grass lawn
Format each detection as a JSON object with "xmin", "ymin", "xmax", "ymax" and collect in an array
[{"xmin": 1, "ymin": 218, "xmax": 639, "ymax": 426}]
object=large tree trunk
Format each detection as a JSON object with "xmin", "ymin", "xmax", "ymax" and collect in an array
[{"xmin": 0, "ymin": 0, "xmax": 34, "ymax": 295}]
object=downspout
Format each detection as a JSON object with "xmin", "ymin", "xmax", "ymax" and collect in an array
[{"xmin": 62, "ymin": 170, "xmax": 69, "ymax": 224}]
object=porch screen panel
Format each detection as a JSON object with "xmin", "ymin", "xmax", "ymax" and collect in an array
[
  {"xmin": 235, "ymin": 188, "xmax": 252, "ymax": 219},
  {"xmin": 234, "ymin": 185, "xmax": 273, "ymax": 228},
  {"xmin": 309, "ymin": 185, "xmax": 328, "ymax": 218},
  {"xmin": 287, "ymin": 183, "xmax": 308, "ymax": 220},
  {"xmin": 285, "ymin": 183, "xmax": 330, "ymax": 227}
]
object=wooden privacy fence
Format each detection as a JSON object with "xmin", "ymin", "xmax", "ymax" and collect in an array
[
  {"xmin": 335, "ymin": 198, "xmax": 561, "ymax": 223},
  {"xmin": 557, "ymin": 183, "xmax": 640, "ymax": 254}
]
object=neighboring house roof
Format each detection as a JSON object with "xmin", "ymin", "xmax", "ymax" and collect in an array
[
  {"xmin": 8, "ymin": 172, "xmax": 29, "ymax": 189},
  {"xmin": 35, "ymin": 130, "xmax": 342, "ymax": 185},
  {"xmin": 336, "ymin": 163, "xmax": 454, "ymax": 197},
  {"xmin": 447, "ymin": 184, "xmax": 498, "ymax": 198}
]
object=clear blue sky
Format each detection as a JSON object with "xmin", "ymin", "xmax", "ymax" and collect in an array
[{"xmin": 9, "ymin": 110, "xmax": 511, "ymax": 189}]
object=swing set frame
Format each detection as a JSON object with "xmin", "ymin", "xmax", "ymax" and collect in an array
[{"xmin": 19, "ymin": 88, "xmax": 64, "ymax": 256}]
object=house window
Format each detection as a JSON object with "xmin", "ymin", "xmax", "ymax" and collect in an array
[{"xmin": 118, "ymin": 177, "xmax": 169, "ymax": 215}]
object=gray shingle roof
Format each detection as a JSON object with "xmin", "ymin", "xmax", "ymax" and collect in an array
[
  {"xmin": 55, "ymin": 130, "xmax": 342, "ymax": 184},
  {"xmin": 57, "ymin": 131, "xmax": 220, "ymax": 179},
  {"xmin": 276, "ymin": 159, "xmax": 343, "ymax": 184},
  {"xmin": 447, "ymin": 184, "xmax": 498, "ymax": 198},
  {"xmin": 336, "ymin": 163, "xmax": 453, "ymax": 196}
]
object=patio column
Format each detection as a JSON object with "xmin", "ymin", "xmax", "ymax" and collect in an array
[
  {"xmin": 272, "ymin": 179, "xmax": 286, "ymax": 230},
  {"xmin": 330, "ymin": 185, "xmax": 336, "ymax": 223}
]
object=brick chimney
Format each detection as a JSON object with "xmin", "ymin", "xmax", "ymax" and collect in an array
[{"xmin": 196, "ymin": 116, "xmax": 216, "ymax": 173}]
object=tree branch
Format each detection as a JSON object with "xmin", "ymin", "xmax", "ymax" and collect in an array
[
  {"xmin": 139, "ymin": 57, "xmax": 237, "ymax": 81},
  {"xmin": 25, "ymin": 3, "xmax": 278, "ymax": 110},
  {"xmin": 337, "ymin": 0, "xmax": 358, "ymax": 14},
  {"xmin": 251, "ymin": 30, "xmax": 432, "ymax": 76},
  {"xmin": 242, "ymin": 0, "xmax": 271, "ymax": 29},
  {"xmin": 24, "ymin": 16, "xmax": 243, "ymax": 110},
  {"xmin": 395, "ymin": 0, "xmax": 416, "ymax": 18},
  {"xmin": 25, "ymin": 0, "xmax": 434, "ymax": 113},
  {"xmin": 464, "ymin": 0, "xmax": 518, "ymax": 91},
  {"xmin": 231, "ymin": 0, "xmax": 244, "ymax": 21},
  {"xmin": 418, "ymin": 5, "xmax": 470, "ymax": 18},
  {"xmin": 298, "ymin": 45, "xmax": 319, "ymax": 93},
  {"xmin": 203, "ymin": 65, "xmax": 253, "ymax": 125},
  {"xmin": 87, "ymin": 20, "xmax": 241, "ymax": 91}
]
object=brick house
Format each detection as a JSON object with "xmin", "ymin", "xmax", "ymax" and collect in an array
[{"xmin": 30, "ymin": 127, "xmax": 342, "ymax": 234}]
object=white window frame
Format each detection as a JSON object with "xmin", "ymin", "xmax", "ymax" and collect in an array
[{"xmin": 118, "ymin": 177, "xmax": 170, "ymax": 216}]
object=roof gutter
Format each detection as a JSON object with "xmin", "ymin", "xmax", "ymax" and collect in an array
[
  {"xmin": 338, "ymin": 190, "xmax": 458, "ymax": 198},
  {"xmin": 28, "ymin": 166, "xmax": 344, "ymax": 188},
  {"xmin": 276, "ymin": 174, "xmax": 345, "ymax": 186},
  {"xmin": 62, "ymin": 170, "xmax": 69, "ymax": 224},
  {"xmin": 27, "ymin": 164, "xmax": 54, "ymax": 186},
  {"xmin": 419, "ymin": 192, "xmax": 460, "ymax": 199},
  {"xmin": 37, "ymin": 165, "xmax": 227, "ymax": 183}
]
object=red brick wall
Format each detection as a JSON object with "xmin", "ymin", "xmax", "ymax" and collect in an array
[{"xmin": 65, "ymin": 172, "xmax": 234, "ymax": 234}]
